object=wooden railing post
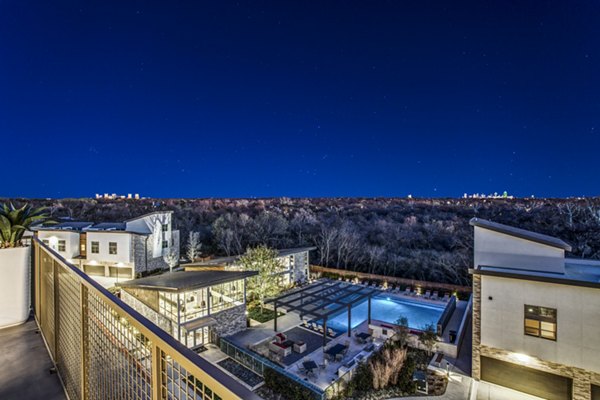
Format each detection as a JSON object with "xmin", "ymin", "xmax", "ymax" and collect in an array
[{"xmin": 152, "ymin": 344, "xmax": 163, "ymax": 400}]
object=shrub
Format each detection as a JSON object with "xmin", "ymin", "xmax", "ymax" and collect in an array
[{"xmin": 0, "ymin": 203, "xmax": 50, "ymax": 248}]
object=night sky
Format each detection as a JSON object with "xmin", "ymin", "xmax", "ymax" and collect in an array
[{"xmin": 1, "ymin": 1, "xmax": 599, "ymax": 198}]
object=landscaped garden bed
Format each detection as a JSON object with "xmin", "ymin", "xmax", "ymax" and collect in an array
[
  {"xmin": 217, "ymin": 358, "xmax": 264, "ymax": 389},
  {"xmin": 248, "ymin": 305, "xmax": 283, "ymax": 323}
]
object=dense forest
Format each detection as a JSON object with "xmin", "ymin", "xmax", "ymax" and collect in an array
[{"xmin": 8, "ymin": 197, "xmax": 600, "ymax": 286}]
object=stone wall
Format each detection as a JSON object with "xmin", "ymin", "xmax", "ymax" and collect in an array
[
  {"xmin": 292, "ymin": 251, "xmax": 309, "ymax": 283},
  {"xmin": 212, "ymin": 304, "xmax": 247, "ymax": 338},
  {"xmin": 480, "ymin": 345, "xmax": 600, "ymax": 400},
  {"xmin": 132, "ymin": 230, "xmax": 180, "ymax": 276},
  {"xmin": 472, "ymin": 274, "xmax": 482, "ymax": 380},
  {"xmin": 121, "ymin": 290, "xmax": 173, "ymax": 335}
]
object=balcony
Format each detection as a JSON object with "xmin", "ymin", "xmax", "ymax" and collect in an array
[{"xmin": 1, "ymin": 239, "xmax": 261, "ymax": 400}]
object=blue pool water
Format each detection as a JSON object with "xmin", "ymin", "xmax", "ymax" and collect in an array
[{"xmin": 322, "ymin": 296, "xmax": 445, "ymax": 333}]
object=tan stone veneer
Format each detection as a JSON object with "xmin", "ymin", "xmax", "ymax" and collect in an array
[
  {"xmin": 472, "ymin": 274, "xmax": 600, "ymax": 400},
  {"xmin": 479, "ymin": 345, "xmax": 600, "ymax": 400}
]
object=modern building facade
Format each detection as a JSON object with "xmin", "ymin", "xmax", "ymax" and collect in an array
[
  {"xmin": 35, "ymin": 211, "xmax": 179, "ymax": 280},
  {"xmin": 118, "ymin": 270, "xmax": 257, "ymax": 349},
  {"xmin": 184, "ymin": 246, "xmax": 315, "ymax": 286},
  {"xmin": 470, "ymin": 218, "xmax": 600, "ymax": 400}
]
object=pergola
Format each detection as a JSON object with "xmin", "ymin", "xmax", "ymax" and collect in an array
[{"xmin": 265, "ymin": 279, "xmax": 379, "ymax": 346}]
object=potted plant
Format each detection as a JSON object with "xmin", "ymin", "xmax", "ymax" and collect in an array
[{"xmin": 0, "ymin": 203, "xmax": 50, "ymax": 328}]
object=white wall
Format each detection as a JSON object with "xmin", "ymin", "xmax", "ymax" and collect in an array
[
  {"xmin": 86, "ymin": 232, "xmax": 132, "ymax": 264},
  {"xmin": 37, "ymin": 231, "xmax": 80, "ymax": 259},
  {"xmin": 480, "ymin": 275, "xmax": 600, "ymax": 373},
  {"xmin": 474, "ymin": 227, "xmax": 565, "ymax": 273},
  {"xmin": 126, "ymin": 212, "xmax": 172, "ymax": 258}
]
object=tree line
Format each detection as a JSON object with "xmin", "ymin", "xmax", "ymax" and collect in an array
[{"xmin": 10, "ymin": 196, "xmax": 600, "ymax": 286}]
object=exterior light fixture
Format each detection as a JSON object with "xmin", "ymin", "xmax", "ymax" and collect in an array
[{"xmin": 511, "ymin": 352, "xmax": 532, "ymax": 363}]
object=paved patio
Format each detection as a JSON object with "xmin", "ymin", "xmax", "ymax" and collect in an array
[{"xmin": 0, "ymin": 317, "xmax": 65, "ymax": 400}]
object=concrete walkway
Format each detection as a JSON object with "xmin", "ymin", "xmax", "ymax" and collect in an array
[{"xmin": 0, "ymin": 317, "xmax": 66, "ymax": 400}]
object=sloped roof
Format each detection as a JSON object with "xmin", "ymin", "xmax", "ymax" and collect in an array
[{"xmin": 470, "ymin": 218, "xmax": 572, "ymax": 251}]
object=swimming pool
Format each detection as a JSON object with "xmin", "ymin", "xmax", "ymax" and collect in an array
[{"xmin": 321, "ymin": 296, "xmax": 446, "ymax": 333}]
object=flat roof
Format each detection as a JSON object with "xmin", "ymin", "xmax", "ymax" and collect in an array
[
  {"xmin": 470, "ymin": 218, "xmax": 572, "ymax": 251},
  {"xmin": 117, "ymin": 270, "xmax": 258, "ymax": 292},
  {"xmin": 185, "ymin": 246, "xmax": 317, "ymax": 267},
  {"xmin": 470, "ymin": 259, "xmax": 600, "ymax": 289}
]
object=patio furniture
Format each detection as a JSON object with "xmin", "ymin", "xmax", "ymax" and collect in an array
[
  {"xmin": 274, "ymin": 333, "xmax": 287, "ymax": 344},
  {"xmin": 317, "ymin": 324, "xmax": 324, "ymax": 334},
  {"xmin": 356, "ymin": 332, "xmax": 372, "ymax": 343},
  {"xmin": 363, "ymin": 343, "xmax": 375, "ymax": 352},
  {"xmin": 431, "ymin": 291, "xmax": 439, "ymax": 300},
  {"xmin": 335, "ymin": 353, "xmax": 343, "ymax": 362},
  {"xmin": 293, "ymin": 341, "xmax": 307, "ymax": 354},
  {"xmin": 310, "ymin": 322, "xmax": 318, "ymax": 330},
  {"xmin": 319, "ymin": 359, "xmax": 328, "ymax": 369},
  {"xmin": 301, "ymin": 320, "xmax": 309, "ymax": 328},
  {"xmin": 302, "ymin": 360, "xmax": 318, "ymax": 375},
  {"xmin": 403, "ymin": 287, "xmax": 411, "ymax": 296},
  {"xmin": 327, "ymin": 328, "xmax": 336, "ymax": 337},
  {"xmin": 269, "ymin": 341, "xmax": 291, "ymax": 357},
  {"xmin": 442, "ymin": 293, "xmax": 450, "ymax": 302},
  {"xmin": 324, "ymin": 343, "xmax": 346, "ymax": 361},
  {"xmin": 424, "ymin": 290, "xmax": 431, "ymax": 299}
]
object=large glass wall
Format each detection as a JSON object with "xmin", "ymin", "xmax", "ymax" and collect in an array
[
  {"xmin": 181, "ymin": 288, "xmax": 209, "ymax": 322},
  {"xmin": 209, "ymin": 279, "xmax": 244, "ymax": 314}
]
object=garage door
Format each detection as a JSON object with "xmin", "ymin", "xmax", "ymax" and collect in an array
[
  {"xmin": 109, "ymin": 266, "xmax": 133, "ymax": 279},
  {"xmin": 84, "ymin": 264, "xmax": 105, "ymax": 277},
  {"xmin": 592, "ymin": 384, "xmax": 600, "ymax": 400},
  {"xmin": 481, "ymin": 356, "xmax": 572, "ymax": 400}
]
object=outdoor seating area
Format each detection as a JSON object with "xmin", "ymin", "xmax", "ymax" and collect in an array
[{"xmin": 284, "ymin": 321, "xmax": 384, "ymax": 390}]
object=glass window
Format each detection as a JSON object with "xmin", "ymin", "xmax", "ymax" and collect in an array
[
  {"xmin": 162, "ymin": 240, "xmax": 169, "ymax": 249},
  {"xmin": 109, "ymin": 242, "xmax": 118, "ymax": 255},
  {"xmin": 524, "ymin": 305, "xmax": 557, "ymax": 341},
  {"xmin": 209, "ymin": 279, "xmax": 244, "ymax": 314},
  {"xmin": 42, "ymin": 239, "xmax": 49, "ymax": 245},
  {"xmin": 58, "ymin": 240, "xmax": 66, "ymax": 252},
  {"xmin": 91, "ymin": 241, "xmax": 99, "ymax": 253},
  {"xmin": 162, "ymin": 223, "xmax": 169, "ymax": 232}
]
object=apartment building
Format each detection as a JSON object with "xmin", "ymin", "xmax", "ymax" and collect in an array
[
  {"xmin": 35, "ymin": 211, "xmax": 179, "ymax": 281},
  {"xmin": 184, "ymin": 246, "xmax": 315, "ymax": 286},
  {"xmin": 470, "ymin": 218, "xmax": 600, "ymax": 400}
]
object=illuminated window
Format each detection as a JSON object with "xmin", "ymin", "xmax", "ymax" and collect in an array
[
  {"xmin": 42, "ymin": 239, "xmax": 49, "ymax": 245},
  {"xmin": 109, "ymin": 242, "xmax": 118, "ymax": 255},
  {"xmin": 524, "ymin": 305, "xmax": 557, "ymax": 341},
  {"xmin": 91, "ymin": 241, "xmax": 99, "ymax": 253},
  {"xmin": 58, "ymin": 240, "xmax": 66, "ymax": 252}
]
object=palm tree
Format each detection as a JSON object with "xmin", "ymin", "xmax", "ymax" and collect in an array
[{"xmin": 0, "ymin": 203, "xmax": 50, "ymax": 248}]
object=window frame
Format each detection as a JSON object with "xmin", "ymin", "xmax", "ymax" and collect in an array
[
  {"xmin": 108, "ymin": 241, "xmax": 118, "ymax": 255},
  {"xmin": 162, "ymin": 240, "xmax": 169, "ymax": 249},
  {"xmin": 524, "ymin": 305, "xmax": 557, "ymax": 341},
  {"xmin": 91, "ymin": 241, "xmax": 99, "ymax": 254},
  {"xmin": 58, "ymin": 239, "xmax": 66, "ymax": 252}
]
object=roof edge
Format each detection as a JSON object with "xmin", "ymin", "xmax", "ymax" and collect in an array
[{"xmin": 469, "ymin": 218, "xmax": 572, "ymax": 251}]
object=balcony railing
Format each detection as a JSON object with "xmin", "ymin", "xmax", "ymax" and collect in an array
[{"xmin": 33, "ymin": 238, "xmax": 261, "ymax": 400}]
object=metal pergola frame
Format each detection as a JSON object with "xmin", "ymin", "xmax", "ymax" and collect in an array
[{"xmin": 265, "ymin": 279, "xmax": 379, "ymax": 346}]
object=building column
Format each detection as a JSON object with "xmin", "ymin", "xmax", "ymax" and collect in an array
[
  {"xmin": 347, "ymin": 304, "xmax": 352, "ymax": 337},
  {"xmin": 323, "ymin": 317, "xmax": 328, "ymax": 347},
  {"xmin": 274, "ymin": 300, "xmax": 278, "ymax": 332},
  {"xmin": 572, "ymin": 373, "xmax": 591, "ymax": 400},
  {"xmin": 367, "ymin": 296, "xmax": 372, "ymax": 325},
  {"xmin": 472, "ymin": 274, "xmax": 482, "ymax": 381}
]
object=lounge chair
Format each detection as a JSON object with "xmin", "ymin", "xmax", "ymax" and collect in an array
[
  {"xmin": 403, "ymin": 287, "xmax": 411, "ymax": 295},
  {"xmin": 327, "ymin": 328, "xmax": 336, "ymax": 337},
  {"xmin": 319, "ymin": 359, "xmax": 328, "ymax": 369},
  {"xmin": 318, "ymin": 325, "xmax": 324, "ymax": 334},
  {"xmin": 442, "ymin": 293, "xmax": 450, "ymax": 302},
  {"xmin": 431, "ymin": 291, "xmax": 439, "ymax": 300},
  {"xmin": 423, "ymin": 290, "xmax": 431, "ymax": 299},
  {"xmin": 301, "ymin": 320, "xmax": 309, "ymax": 328}
]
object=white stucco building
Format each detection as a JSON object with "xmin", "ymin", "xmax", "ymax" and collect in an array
[
  {"xmin": 183, "ymin": 247, "xmax": 315, "ymax": 286},
  {"xmin": 35, "ymin": 211, "xmax": 179, "ymax": 282},
  {"xmin": 470, "ymin": 218, "xmax": 600, "ymax": 400}
]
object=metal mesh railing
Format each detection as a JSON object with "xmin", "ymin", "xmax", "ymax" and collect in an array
[{"xmin": 33, "ymin": 239, "xmax": 259, "ymax": 400}]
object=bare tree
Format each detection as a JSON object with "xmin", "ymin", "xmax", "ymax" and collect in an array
[
  {"xmin": 163, "ymin": 248, "xmax": 179, "ymax": 273},
  {"xmin": 186, "ymin": 231, "xmax": 202, "ymax": 262}
]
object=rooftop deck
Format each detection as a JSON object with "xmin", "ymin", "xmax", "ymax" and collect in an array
[{"xmin": 0, "ymin": 318, "xmax": 65, "ymax": 400}]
